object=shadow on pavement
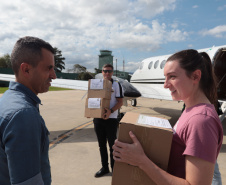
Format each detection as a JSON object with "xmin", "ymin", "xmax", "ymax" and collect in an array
[{"xmin": 49, "ymin": 127, "xmax": 97, "ymax": 144}]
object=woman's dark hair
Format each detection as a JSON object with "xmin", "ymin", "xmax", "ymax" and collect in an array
[{"xmin": 167, "ymin": 49, "xmax": 218, "ymax": 109}]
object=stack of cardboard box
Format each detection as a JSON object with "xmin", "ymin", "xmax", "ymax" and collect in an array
[
  {"xmin": 84, "ymin": 79, "xmax": 112, "ymax": 118},
  {"xmin": 112, "ymin": 112, "xmax": 173, "ymax": 185}
]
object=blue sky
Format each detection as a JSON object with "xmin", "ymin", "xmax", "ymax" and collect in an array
[{"xmin": 0, "ymin": 0, "xmax": 226, "ymax": 73}]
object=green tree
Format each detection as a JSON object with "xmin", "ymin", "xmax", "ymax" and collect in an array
[
  {"xmin": 0, "ymin": 58, "xmax": 7, "ymax": 68},
  {"xmin": 67, "ymin": 64, "xmax": 95, "ymax": 80},
  {"xmin": 94, "ymin": 68, "xmax": 102, "ymax": 74},
  {"xmin": 54, "ymin": 47, "xmax": 65, "ymax": 73},
  {"xmin": 0, "ymin": 54, "xmax": 11, "ymax": 68},
  {"xmin": 78, "ymin": 72, "xmax": 93, "ymax": 80},
  {"xmin": 73, "ymin": 64, "xmax": 87, "ymax": 73}
]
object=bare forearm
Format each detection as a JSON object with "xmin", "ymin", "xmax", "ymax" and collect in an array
[
  {"xmin": 139, "ymin": 156, "xmax": 189, "ymax": 185},
  {"xmin": 111, "ymin": 103, "xmax": 122, "ymax": 112},
  {"xmin": 111, "ymin": 99, "xmax": 123, "ymax": 112}
]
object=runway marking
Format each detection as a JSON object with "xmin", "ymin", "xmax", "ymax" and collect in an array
[
  {"xmin": 49, "ymin": 105, "xmax": 140, "ymax": 149},
  {"xmin": 49, "ymin": 121, "xmax": 93, "ymax": 149}
]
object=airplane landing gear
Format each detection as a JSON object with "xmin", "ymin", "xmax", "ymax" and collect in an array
[{"xmin": 131, "ymin": 99, "xmax": 137, "ymax": 107}]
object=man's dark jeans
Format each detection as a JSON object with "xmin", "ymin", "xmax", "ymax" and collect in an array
[{"xmin": 94, "ymin": 118, "xmax": 118, "ymax": 170}]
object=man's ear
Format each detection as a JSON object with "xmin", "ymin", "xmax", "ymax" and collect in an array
[
  {"xmin": 20, "ymin": 63, "xmax": 31, "ymax": 77},
  {"xmin": 192, "ymin": 69, "xmax": 201, "ymax": 83}
]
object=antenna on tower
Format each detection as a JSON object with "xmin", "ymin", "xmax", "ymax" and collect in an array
[
  {"xmin": 123, "ymin": 58, "xmax": 125, "ymax": 72},
  {"xmin": 116, "ymin": 58, "xmax": 117, "ymax": 77},
  {"xmin": 122, "ymin": 54, "xmax": 125, "ymax": 72}
]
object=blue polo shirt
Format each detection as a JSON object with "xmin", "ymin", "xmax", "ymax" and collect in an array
[{"xmin": 0, "ymin": 81, "xmax": 51, "ymax": 185}]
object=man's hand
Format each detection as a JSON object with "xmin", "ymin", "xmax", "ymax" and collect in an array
[{"xmin": 103, "ymin": 108, "xmax": 111, "ymax": 120}]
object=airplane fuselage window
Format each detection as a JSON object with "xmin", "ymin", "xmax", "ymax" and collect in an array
[
  {"xmin": 160, "ymin": 60, "xmax": 166, "ymax": 69},
  {"xmin": 154, "ymin": 60, "xmax": 159, "ymax": 69},
  {"xmin": 148, "ymin": 61, "xmax": 153, "ymax": 69}
]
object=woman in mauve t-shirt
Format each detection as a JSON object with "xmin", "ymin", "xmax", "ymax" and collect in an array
[{"xmin": 113, "ymin": 49, "xmax": 223, "ymax": 185}]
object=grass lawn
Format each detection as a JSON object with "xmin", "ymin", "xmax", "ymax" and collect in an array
[
  {"xmin": 0, "ymin": 87, "xmax": 8, "ymax": 94},
  {"xmin": 48, "ymin": 87, "xmax": 73, "ymax": 91},
  {"xmin": 0, "ymin": 86, "xmax": 72, "ymax": 94}
]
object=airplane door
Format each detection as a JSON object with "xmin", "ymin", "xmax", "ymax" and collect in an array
[{"xmin": 213, "ymin": 49, "xmax": 226, "ymax": 101}]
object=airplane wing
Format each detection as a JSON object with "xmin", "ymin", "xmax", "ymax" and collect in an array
[
  {"xmin": 51, "ymin": 78, "xmax": 88, "ymax": 90},
  {"xmin": 0, "ymin": 74, "xmax": 16, "ymax": 82},
  {"xmin": 0, "ymin": 73, "xmax": 88, "ymax": 90},
  {"xmin": 0, "ymin": 73, "xmax": 141, "ymax": 98},
  {"xmin": 131, "ymin": 83, "xmax": 172, "ymax": 100}
]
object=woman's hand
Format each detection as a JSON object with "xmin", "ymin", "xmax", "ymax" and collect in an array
[{"xmin": 112, "ymin": 131, "xmax": 147, "ymax": 167}]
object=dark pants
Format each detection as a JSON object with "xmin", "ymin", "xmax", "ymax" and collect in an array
[{"xmin": 93, "ymin": 118, "xmax": 118, "ymax": 170}]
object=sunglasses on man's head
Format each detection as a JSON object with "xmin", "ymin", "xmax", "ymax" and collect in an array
[{"xmin": 103, "ymin": 70, "xmax": 113, "ymax": 73}]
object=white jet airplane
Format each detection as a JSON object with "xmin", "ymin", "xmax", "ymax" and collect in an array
[{"xmin": 130, "ymin": 45, "xmax": 226, "ymax": 121}]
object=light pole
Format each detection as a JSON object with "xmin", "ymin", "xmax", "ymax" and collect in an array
[{"xmin": 116, "ymin": 58, "xmax": 117, "ymax": 77}]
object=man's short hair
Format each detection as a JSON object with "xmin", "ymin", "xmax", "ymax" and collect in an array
[
  {"xmin": 11, "ymin": 36, "xmax": 54, "ymax": 76},
  {"xmin": 102, "ymin": 64, "xmax": 114, "ymax": 70}
]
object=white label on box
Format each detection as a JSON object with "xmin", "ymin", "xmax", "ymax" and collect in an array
[
  {"xmin": 88, "ymin": 98, "xmax": 101, "ymax": 108},
  {"xmin": 137, "ymin": 115, "xmax": 172, "ymax": 129},
  {"xmin": 90, "ymin": 79, "xmax": 104, "ymax": 89}
]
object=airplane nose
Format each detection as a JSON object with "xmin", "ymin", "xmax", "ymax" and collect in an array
[
  {"xmin": 124, "ymin": 88, "xmax": 141, "ymax": 97},
  {"xmin": 123, "ymin": 81, "xmax": 141, "ymax": 97}
]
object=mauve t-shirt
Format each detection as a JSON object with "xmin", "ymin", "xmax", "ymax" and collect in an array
[{"xmin": 167, "ymin": 103, "xmax": 223, "ymax": 178}]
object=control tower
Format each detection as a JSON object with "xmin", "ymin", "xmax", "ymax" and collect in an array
[{"xmin": 98, "ymin": 50, "xmax": 113, "ymax": 70}]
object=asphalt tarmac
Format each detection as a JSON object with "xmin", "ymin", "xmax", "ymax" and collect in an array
[{"xmin": 1, "ymin": 89, "xmax": 225, "ymax": 184}]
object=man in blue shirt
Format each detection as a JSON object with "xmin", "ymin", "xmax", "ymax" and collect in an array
[{"xmin": 0, "ymin": 36, "xmax": 56, "ymax": 185}]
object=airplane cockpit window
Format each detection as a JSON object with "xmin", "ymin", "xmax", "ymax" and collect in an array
[
  {"xmin": 154, "ymin": 60, "xmax": 159, "ymax": 69},
  {"xmin": 148, "ymin": 61, "xmax": 153, "ymax": 69},
  {"xmin": 139, "ymin": 62, "xmax": 144, "ymax": 70},
  {"xmin": 160, "ymin": 60, "xmax": 166, "ymax": 69}
]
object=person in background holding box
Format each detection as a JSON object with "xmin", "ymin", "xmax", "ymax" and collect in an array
[
  {"xmin": 94, "ymin": 64, "xmax": 124, "ymax": 178},
  {"xmin": 113, "ymin": 49, "xmax": 223, "ymax": 185},
  {"xmin": 0, "ymin": 36, "xmax": 56, "ymax": 185}
]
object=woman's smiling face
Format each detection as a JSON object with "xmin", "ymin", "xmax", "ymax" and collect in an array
[{"xmin": 164, "ymin": 60, "xmax": 194, "ymax": 101}]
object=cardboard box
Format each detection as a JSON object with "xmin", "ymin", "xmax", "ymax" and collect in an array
[
  {"xmin": 112, "ymin": 112, "xmax": 173, "ymax": 185},
  {"xmin": 84, "ymin": 98, "xmax": 110, "ymax": 118},
  {"xmin": 87, "ymin": 79, "xmax": 112, "ymax": 99}
]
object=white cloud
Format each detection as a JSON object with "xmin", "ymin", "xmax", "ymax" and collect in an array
[
  {"xmin": 0, "ymin": 0, "xmax": 186, "ymax": 72},
  {"xmin": 200, "ymin": 25, "xmax": 226, "ymax": 38},
  {"xmin": 170, "ymin": 22, "xmax": 179, "ymax": 29},
  {"xmin": 133, "ymin": 0, "xmax": 176, "ymax": 18},
  {"xmin": 217, "ymin": 5, "xmax": 226, "ymax": 11},
  {"xmin": 125, "ymin": 61, "xmax": 141, "ymax": 72},
  {"xmin": 192, "ymin": 5, "xmax": 198, "ymax": 8}
]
